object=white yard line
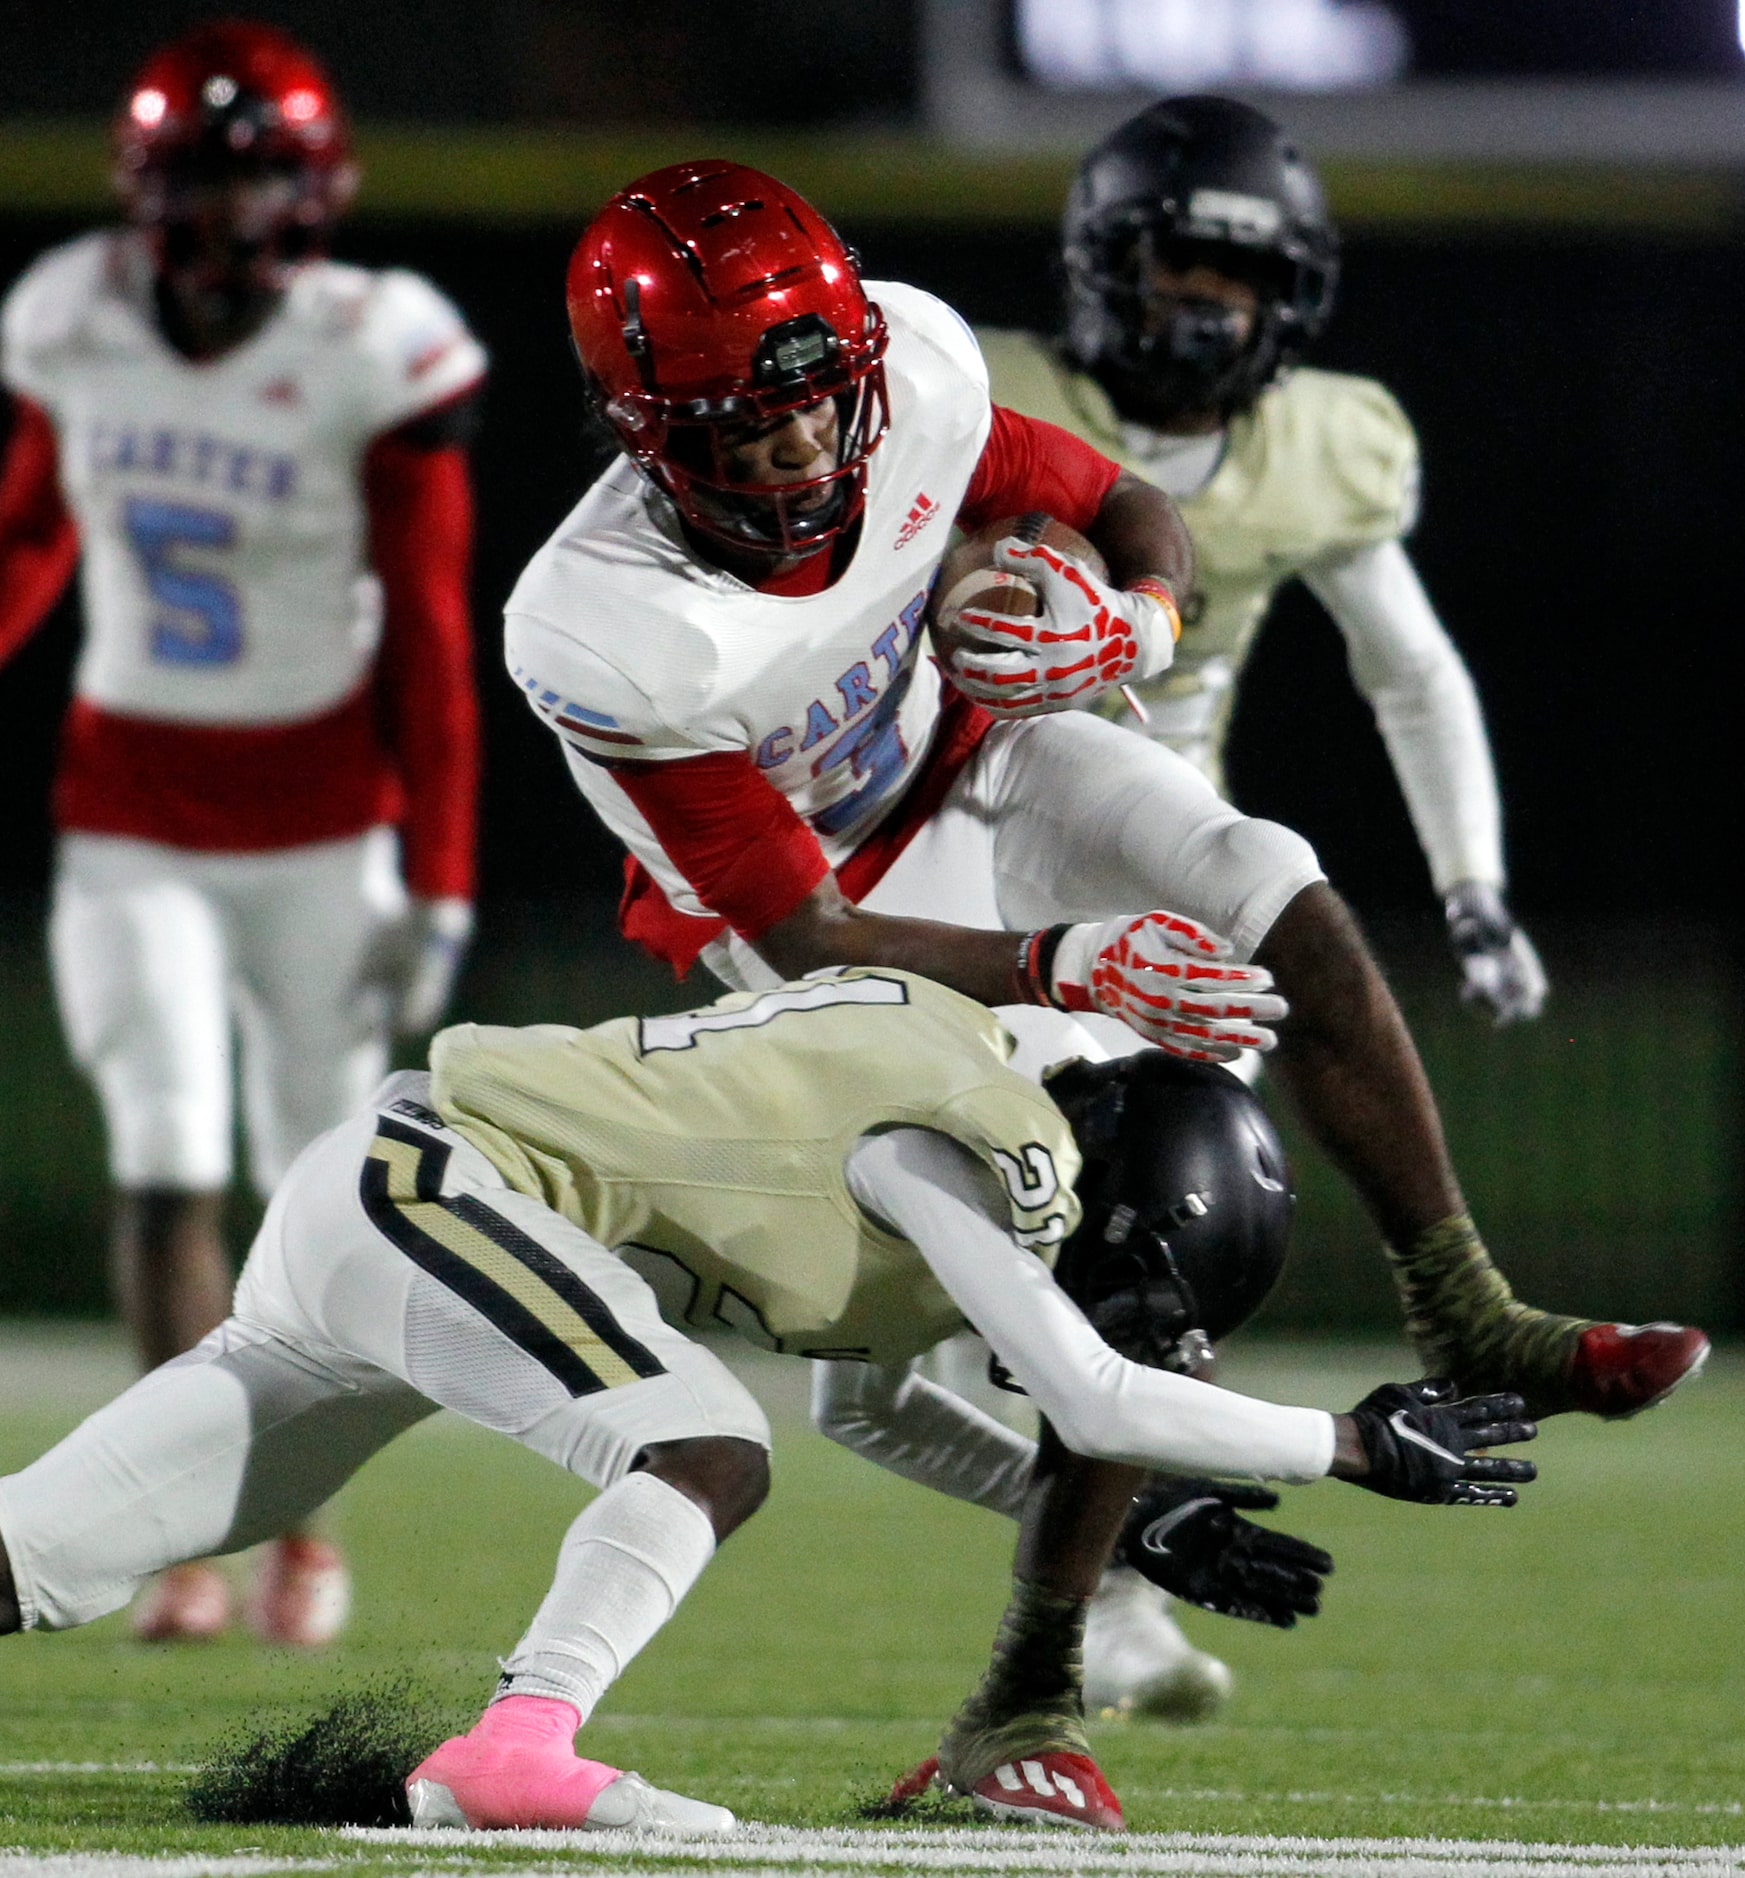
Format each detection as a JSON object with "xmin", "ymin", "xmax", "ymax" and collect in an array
[
  {"xmin": 6, "ymin": 1766, "xmax": 1735, "ymax": 1825},
  {"xmin": 0, "ymin": 1858, "xmax": 335, "ymax": 1877},
  {"xmin": 343, "ymin": 1823, "xmax": 1745, "ymax": 1876},
  {"xmin": 4, "ymin": 1830, "xmax": 1741, "ymax": 1878},
  {"xmin": 0, "ymin": 1767, "xmax": 197, "ymax": 1777}
]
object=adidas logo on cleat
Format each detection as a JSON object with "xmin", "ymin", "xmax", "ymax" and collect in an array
[{"xmin": 996, "ymin": 1759, "xmax": 1085, "ymax": 1807}]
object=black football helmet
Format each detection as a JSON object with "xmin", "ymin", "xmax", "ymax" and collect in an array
[
  {"xmin": 1045, "ymin": 1051, "xmax": 1294, "ymax": 1372},
  {"xmin": 1061, "ymin": 95, "xmax": 1339, "ymax": 428}
]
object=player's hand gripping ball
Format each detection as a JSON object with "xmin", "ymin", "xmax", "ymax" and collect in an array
[
  {"xmin": 930, "ymin": 514, "xmax": 1177, "ymax": 717},
  {"xmin": 1043, "ymin": 910, "xmax": 1287, "ymax": 1061}
]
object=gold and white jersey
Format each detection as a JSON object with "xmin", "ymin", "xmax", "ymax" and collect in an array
[
  {"xmin": 980, "ymin": 330, "xmax": 1416, "ymax": 792},
  {"xmin": 429, "ymin": 968, "xmax": 1081, "ymax": 1365}
]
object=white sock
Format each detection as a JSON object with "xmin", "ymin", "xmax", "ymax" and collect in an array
[{"xmin": 492, "ymin": 1471, "xmax": 716, "ymax": 1720}]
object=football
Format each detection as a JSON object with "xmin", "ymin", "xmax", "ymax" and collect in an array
[{"xmin": 928, "ymin": 513, "xmax": 1108, "ymax": 666}]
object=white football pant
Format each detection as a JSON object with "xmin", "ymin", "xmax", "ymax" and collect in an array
[
  {"xmin": 49, "ymin": 826, "xmax": 407, "ymax": 1195},
  {"xmin": 0, "ymin": 1072, "xmax": 769, "ymax": 1632}
]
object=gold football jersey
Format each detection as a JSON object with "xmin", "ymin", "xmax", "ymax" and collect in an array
[
  {"xmin": 428, "ymin": 969, "xmax": 1082, "ymax": 1364},
  {"xmin": 980, "ymin": 330, "xmax": 1418, "ymax": 791}
]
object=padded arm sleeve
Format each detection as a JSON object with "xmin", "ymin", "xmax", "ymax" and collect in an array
[
  {"xmin": 0, "ymin": 395, "xmax": 78, "ymax": 666},
  {"xmin": 845, "ymin": 1127, "xmax": 1335, "ymax": 1483},
  {"xmin": 363, "ymin": 433, "xmax": 480, "ymax": 899},
  {"xmin": 809, "ymin": 1358, "xmax": 1037, "ymax": 1519},
  {"xmin": 1304, "ymin": 538, "xmax": 1504, "ymax": 892}
]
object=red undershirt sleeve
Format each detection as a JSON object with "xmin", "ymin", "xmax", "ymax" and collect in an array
[
  {"xmin": 363, "ymin": 429, "xmax": 480, "ymax": 900},
  {"xmin": 956, "ymin": 402, "xmax": 1122, "ymax": 537},
  {"xmin": 607, "ymin": 751, "xmax": 832, "ymax": 940},
  {"xmin": 0, "ymin": 395, "xmax": 79, "ymax": 666}
]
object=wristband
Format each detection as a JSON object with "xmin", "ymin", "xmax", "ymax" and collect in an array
[
  {"xmin": 1013, "ymin": 923, "xmax": 1073, "ymax": 1007},
  {"xmin": 1125, "ymin": 576, "xmax": 1183, "ymax": 644}
]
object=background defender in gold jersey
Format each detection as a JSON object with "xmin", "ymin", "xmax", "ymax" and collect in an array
[
  {"xmin": 979, "ymin": 95, "xmax": 1545, "ymax": 1028},
  {"xmin": 0, "ymin": 970, "xmax": 1536, "ymax": 1834}
]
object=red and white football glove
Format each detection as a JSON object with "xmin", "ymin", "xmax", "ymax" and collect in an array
[
  {"xmin": 1018, "ymin": 910, "xmax": 1288, "ymax": 1061},
  {"xmin": 942, "ymin": 537, "xmax": 1179, "ymax": 718}
]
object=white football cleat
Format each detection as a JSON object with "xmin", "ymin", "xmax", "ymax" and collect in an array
[
  {"xmin": 406, "ymin": 1768, "xmax": 734, "ymax": 1836},
  {"xmin": 1082, "ymin": 1565, "xmax": 1233, "ymax": 1722},
  {"xmin": 405, "ymin": 1695, "xmax": 735, "ymax": 1835}
]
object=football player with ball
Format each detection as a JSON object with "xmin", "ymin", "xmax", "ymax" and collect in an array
[
  {"xmin": 0, "ymin": 23, "xmax": 484, "ymax": 1642},
  {"xmin": 499, "ymin": 157, "xmax": 1705, "ymax": 1729}
]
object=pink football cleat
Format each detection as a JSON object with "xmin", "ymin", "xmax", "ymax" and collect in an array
[
  {"xmin": 247, "ymin": 1535, "xmax": 352, "ymax": 1646},
  {"xmin": 405, "ymin": 1694, "xmax": 734, "ymax": 1835},
  {"xmin": 886, "ymin": 1749, "xmax": 1125, "ymax": 1832},
  {"xmin": 1567, "ymin": 1323, "xmax": 1710, "ymax": 1420},
  {"xmin": 131, "ymin": 1561, "xmax": 231, "ymax": 1642}
]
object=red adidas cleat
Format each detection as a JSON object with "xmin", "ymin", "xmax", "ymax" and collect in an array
[
  {"xmin": 130, "ymin": 1561, "xmax": 230, "ymax": 1642},
  {"xmin": 246, "ymin": 1535, "xmax": 352, "ymax": 1646},
  {"xmin": 1567, "ymin": 1323, "xmax": 1710, "ymax": 1420},
  {"xmin": 965, "ymin": 1751, "xmax": 1125, "ymax": 1831}
]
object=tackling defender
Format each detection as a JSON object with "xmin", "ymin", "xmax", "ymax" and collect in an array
[
  {"xmin": 0, "ymin": 24, "xmax": 484, "ymax": 1642},
  {"xmin": 979, "ymin": 95, "xmax": 1545, "ymax": 1024},
  {"xmin": 0, "ymin": 969, "xmax": 1539, "ymax": 1833}
]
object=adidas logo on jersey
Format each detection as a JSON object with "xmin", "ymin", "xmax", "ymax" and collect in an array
[{"xmin": 894, "ymin": 492, "xmax": 939, "ymax": 549}]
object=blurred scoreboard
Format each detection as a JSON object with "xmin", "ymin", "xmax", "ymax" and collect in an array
[{"xmin": 1009, "ymin": 0, "xmax": 1745, "ymax": 92}]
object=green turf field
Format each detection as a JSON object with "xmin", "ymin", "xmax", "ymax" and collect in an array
[{"xmin": 0, "ymin": 1325, "xmax": 1739, "ymax": 1875}]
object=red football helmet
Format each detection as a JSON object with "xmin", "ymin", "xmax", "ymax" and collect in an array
[
  {"xmin": 113, "ymin": 21, "xmax": 357, "ymax": 291},
  {"xmin": 567, "ymin": 161, "xmax": 889, "ymax": 558}
]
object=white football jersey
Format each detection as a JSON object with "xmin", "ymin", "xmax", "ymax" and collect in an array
[
  {"xmin": 503, "ymin": 281, "xmax": 990, "ymax": 918},
  {"xmin": 1, "ymin": 230, "xmax": 486, "ymax": 726}
]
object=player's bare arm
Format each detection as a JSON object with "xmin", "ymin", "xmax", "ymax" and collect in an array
[{"xmin": 1083, "ymin": 466, "xmax": 1194, "ymax": 600}]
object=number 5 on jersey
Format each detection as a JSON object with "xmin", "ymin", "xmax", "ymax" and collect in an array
[{"xmin": 124, "ymin": 496, "xmax": 244, "ymax": 666}]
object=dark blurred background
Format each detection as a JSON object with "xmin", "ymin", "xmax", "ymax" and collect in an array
[{"xmin": 1, "ymin": 0, "xmax": 1739, "ymax": 1332}]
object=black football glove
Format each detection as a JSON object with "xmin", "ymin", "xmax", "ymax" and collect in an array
[
  {"xmin": 1117, "ymin": 1476, "xmax": 1334, "ymax": 1628},
  {"xmin": 1346, "ymin": 1378, "xmax": 1538, "ymax": 1506}
]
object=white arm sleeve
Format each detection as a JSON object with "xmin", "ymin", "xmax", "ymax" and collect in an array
[
  {"xmin": 809, "ymin": 1359, "xmax": 1037, "ymax": 1520},
  {"xmin": 845, "ymin": 1129, "xmax": 1334, "ymax": 1483},
  {"xmin": 1303, "ymin": 538, "xmax": 1505, "ymax": 894}
]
